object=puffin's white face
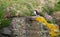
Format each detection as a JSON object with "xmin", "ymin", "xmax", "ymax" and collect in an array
[{"xmin": 34, "ymin": 10, "xmax": 37, "ymax": 15}]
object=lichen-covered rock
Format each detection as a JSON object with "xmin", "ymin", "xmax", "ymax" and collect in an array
[{"xmin": 10, "ymin": 17, "xmax": 50, "ymax": 37}]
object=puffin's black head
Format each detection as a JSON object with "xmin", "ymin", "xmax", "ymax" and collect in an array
[{"xmin": 34, "ymin": 10, "xmax": 42, "ymax": 16}]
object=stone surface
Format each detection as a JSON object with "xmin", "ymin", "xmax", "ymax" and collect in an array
[
  {"xmin": 1, "ymin": 27, "xmax": 11, "ymax": 35},
  {"xmin": 10, "ymin": 17, "xmax": 50, "ymax": 37},
  {"xmin": 0, "ymin": 26, "xmax": 12, "ymax": 37}
]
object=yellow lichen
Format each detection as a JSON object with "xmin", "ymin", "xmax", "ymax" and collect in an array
[{"xmin": 35, "ymin": 16, "xmax": 60, "ymax": 37}]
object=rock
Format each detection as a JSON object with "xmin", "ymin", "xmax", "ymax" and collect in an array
[
  {"xmin": 10, "ymin": 16, "xmax": 50, "ymax": 37},
  {"xmin": 1, "ymin": 26, "xmax": 12, "ymax": 37},
  {"xmin": 1, "ymin": 26, "xmax": 11, "ymax": 35}
]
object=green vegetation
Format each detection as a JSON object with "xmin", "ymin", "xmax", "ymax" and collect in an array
[
  {"xmin": 0, "ymin": 0, "xmax": 60, "ymax": 30},
  {"xmin": 0, "ymin": 0, "xmax": 40, "ymax": 29},
  {"xmin": 54, "ymin": 0, "xmax": 60, "ymax": 11}
]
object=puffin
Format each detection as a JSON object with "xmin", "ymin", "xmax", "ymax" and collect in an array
[{"xmin": 34, "ymin": 10, "xmax": 42, "ymax": 16}]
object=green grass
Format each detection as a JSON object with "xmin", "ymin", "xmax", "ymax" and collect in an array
[
  {"xmin": 54, "ymin": 1, "xmax": 60, "ymax": 11},
  {"xmin": 0, "ymin": 0, "xmax": 41, "ymax": 29},
  {"xmin": 0, "ymin": 0, "xmax": 60, "ymax": 30}
]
